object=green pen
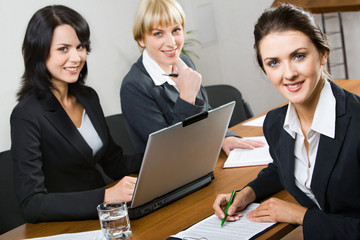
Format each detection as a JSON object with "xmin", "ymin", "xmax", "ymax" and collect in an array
[{"xmin": 221, "ymin": 189, "xmax": 237, "ymax": 227}]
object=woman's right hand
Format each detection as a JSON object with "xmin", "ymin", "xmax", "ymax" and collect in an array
[
  {"xmin": 104, "ymin": 176, "xmax": 137, "ymax": 202},
  {"xmin": 213, "ymin": 186, "xmax": 256, "ymax": 222},
  {"xmin": 172, "ymin": 65, "xmax": 202, "ymax": 105}
]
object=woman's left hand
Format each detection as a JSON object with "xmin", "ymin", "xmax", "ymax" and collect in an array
[
  {"xmin": 246, "ymin": 197, "xmax": 307, "ymax": 225},
  {"xmin": 222, "ymin": 136, "xmax": 265, "ymax": 156}
]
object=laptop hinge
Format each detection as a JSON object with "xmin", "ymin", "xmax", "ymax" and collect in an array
[{"xmin": 182, "ymin": 111, "xmax": 208, "ymax": 127}]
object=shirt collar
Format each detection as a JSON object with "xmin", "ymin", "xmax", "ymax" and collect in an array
[
  {"xmin": 312, "ymin": 80, "xmax": 336, "ymax": 138},
  {"xmin": 142, "ymin": 49, "xmax": 187, "ymax": 87},
  {"xmin": 284, "ymin": 80, "xmax": 336, "ymax": 139}
]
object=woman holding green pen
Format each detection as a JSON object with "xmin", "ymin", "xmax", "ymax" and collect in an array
[{"xmin": 213, "ymin": 4, "xmax": 360, "ymax": 239}]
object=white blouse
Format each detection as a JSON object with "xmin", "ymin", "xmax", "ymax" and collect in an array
[
  {"xmin": 142, "ymin": 49, "xmax": 188, "ymax": 92},
  {"xmin": 77, "ymin": 110, "xmax": 103, "ymax": 156},
  {"xmin": 283, "ymin": 80, "xmax": 336, "ymax": 209}
]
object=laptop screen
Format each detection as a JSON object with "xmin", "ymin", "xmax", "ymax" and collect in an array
[{"xmin": 131, "ymin": 101, "xmax": 235, "ymax": 209}]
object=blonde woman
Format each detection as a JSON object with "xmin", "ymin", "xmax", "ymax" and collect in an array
[{"xmin": 121, "ymin": 0, "xmax": 263, "ymax": 154}]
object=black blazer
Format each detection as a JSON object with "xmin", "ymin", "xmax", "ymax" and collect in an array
[
  {"xmin": 11, "ymin": 87, "xmax": 141, "ymax": 223},
  {"xmin": 120, "ymin": 54, "xmax": 238, "ymax": 153},
  {"xmin": 248, "ymin": 82, "xmax": 360, "ymax": 239}
]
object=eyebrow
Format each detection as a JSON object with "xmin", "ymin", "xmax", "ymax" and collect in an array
[
  {"xmin": 263, "ymin": 47, "xmax": 308, "ymax": 61},
  {"xmin": 151, "ymin": 24, "xmax": 181, "ymax": 31},
  {"xmin": 290, "ymin": 47, "xmax": 307, "ymax": 57},
  {"xmin": 56, "ymin": 43, "xmax": 71, "ymax": 46}
]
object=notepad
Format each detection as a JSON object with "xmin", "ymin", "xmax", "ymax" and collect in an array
[
  {"xmin": 223, "ymin": 136, "xmax": 272, "ymax": 168},
  {"xmin": 170, "ymin": 203, "xmax": 276, "ymax": 240},
  {"xmin": 24, "ymin": 230, "xmax": 103, "ymax": 240},
  {"xmin": 242, "ymin": 115, "xmax": 266, "ymax": 127}
]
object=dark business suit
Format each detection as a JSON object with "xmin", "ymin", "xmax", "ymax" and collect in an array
[
  {"xmin": 120, "ymin": 53, "xmax": 238, "ymax": 153},
  {"xmin": 11, "ymin": 87, "xmax": 141, "ymax": 223},
  {"xmin": 248, "ymin": 81, "xmax": 360, "ymax": 239}
]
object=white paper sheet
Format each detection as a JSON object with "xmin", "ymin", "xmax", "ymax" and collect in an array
[
  {"xmin": 25, "ymin": 230, "xmax": 104, "ymax": 240},
  {"xmin": 223, "ymin": 136, "xmax": 272, "ymax": 168},
  {"xmin": 242, "ymin": 115, "xmax": 266, "ymax": 127},
  {"xmin": 171, "ymin": 203, "xmax": 276, "ymax": 240}
]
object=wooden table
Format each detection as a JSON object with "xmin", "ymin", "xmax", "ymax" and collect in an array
[{"xmin": 1, "ymin": 80, "xmax": 359, "ymax": 240}]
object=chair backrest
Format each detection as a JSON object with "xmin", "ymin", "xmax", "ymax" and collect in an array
[
  {"xmin": 204, "ymin": 84, "xmax": 254, "ymax": 127},
  {"xmin": 105, "ymin": 113, "xmax": 136, "ymax": 155},
  {"xmin": 0, "ymin": 150, "xmax": 25, "ymax": 234}
]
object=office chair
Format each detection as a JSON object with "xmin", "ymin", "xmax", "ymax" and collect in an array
[
  {"xmin": 0, "ymin": 150, "xmax": 25, "ymax": 234},
  {"xmin": 204, "ymin": 84, "xmax": 254, "ymax": 127},
  {"xmin": 105, "ymin": 113, "xmax": 136, "ymax": 155}
]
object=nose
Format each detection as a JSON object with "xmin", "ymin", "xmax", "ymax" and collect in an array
[
  {"xmin": 69, "ymin": 49, "xmax": 82, "ymax": 63},
  {"xmin": 283, "ymin": 62, "xmax": 298, "ymax": 80},
  {"xmin": 164, "ymin": 33, "xmax": 176, "ymax": 48}
]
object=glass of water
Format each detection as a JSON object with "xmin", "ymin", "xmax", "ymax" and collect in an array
[{"xmin": 97, "ymin": 201, "xmax": 132, "ymax": 240}]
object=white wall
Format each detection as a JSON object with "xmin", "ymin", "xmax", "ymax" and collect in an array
[{"xmin": 1, "ymin": 0, "xmax": 359, "ymax": 151}]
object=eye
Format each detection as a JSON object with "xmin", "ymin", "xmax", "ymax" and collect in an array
[
  {"xmin": 267, "ymin": 60, "xmax": 279, "ymax": 67},
  {"xmin": 153, "ymin": 31, "xmax": 162, "ymax": 37},
  {"xmin": 294, "ymin": 53, "xmax": 305, "ymax": 60},
  {"xmin": 58, "ymin": 47, "xmax": 68, "ymax": 52},
  {"xmin": 77, "ymin": 44, "xmax": 86, "ymax": 50},
  {"xmin": 173, "ymin": 28, "xmax": 182, "ymax": 34}
]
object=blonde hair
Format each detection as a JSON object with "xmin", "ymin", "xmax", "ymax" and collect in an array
[{"xmin": 133, "ymin": 0, "xmax": 185, "ymax": 49}]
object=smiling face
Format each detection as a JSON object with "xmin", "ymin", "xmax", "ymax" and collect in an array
[
  {"xmin": 138, "ymin": 23, "xmax": 184, "ymax": 73},
  {"xmin": 259, "ymin": 30, "xmax": 328, "ymax": 107},
  {"xmin": 46, "ymin": 24, "xmax": 87, "ymax": 88}
]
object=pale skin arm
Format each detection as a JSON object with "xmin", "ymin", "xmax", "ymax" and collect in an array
[
  {"xmin": 213, "ymin": 186, "xmax": 307, "ymax": 225},
  {"xmin": 213, "ymin": 186, "xmax": 256, "ymax": 221},
  {"xmin": 104, "ymin": 176, "xmax": 137, "ymax": 202},
  {"xmin": 222, "ymin": 136, "xmax": 265, "ymax": 156},
  {"xmin": 247, "ymin": 197, "xmax": 307, "ymax": 225}
]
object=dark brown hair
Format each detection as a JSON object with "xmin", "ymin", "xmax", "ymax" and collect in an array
[
  {"xmin": 254, "ymin": 4, "xmax": 330, "ymax": 73},
  {"xmin": 18, "ymin": 5, "xmax": 91, "ymax": 101}
]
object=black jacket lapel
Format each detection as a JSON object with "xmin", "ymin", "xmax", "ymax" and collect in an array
[
  {"xmin": 278, "ymin": 128, "xmax": 318, "ymax": 208},
  {"xmin": 75, "ymin": 90, "xmax": 108, "ymax": 160},
  {"xmin": 40, "ymin": 92, "xmax": 94, "ymax": 164},
  {"xmin": 311, "ymin": 82, "xmax": 350, "ymax": 210}
]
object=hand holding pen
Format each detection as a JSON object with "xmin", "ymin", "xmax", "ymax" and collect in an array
[
  {"xmin": 163, "ymin": 65, "xmax": 202, "ymax": 104},
  {"xmin": 221, "ymin": 190, "xmax": 239, "ymax": 226},
  {"xmin": 213, "ymin": 186, "xmax": 256, "ymax": 226}
]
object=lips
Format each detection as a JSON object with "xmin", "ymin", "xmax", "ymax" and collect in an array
[
  {"xmin": 64, "ymin": 67, "xmax": 79, "ymax": 74},
  {"xmin": 162, "ymin": 48, "xmax": 178, "ymax": 57},
  {"xmin": 285, "ymin": 81, "xmax": 304, "ymax": 92}
]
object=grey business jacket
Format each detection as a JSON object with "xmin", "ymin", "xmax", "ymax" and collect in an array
[{"xmin": 120, "ymin": 54, "xmax": 238, "ymax": 154}]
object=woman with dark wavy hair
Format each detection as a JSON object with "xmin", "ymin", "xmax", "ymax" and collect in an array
[
  {"xmin": 11, "ymin": 5, "xmax": 141, "ymax": 223},
  {"xmin": 213, "ymin": 4, "xmax": 360, "ymax": 239}
]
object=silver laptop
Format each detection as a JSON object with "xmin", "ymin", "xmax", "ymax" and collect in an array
[{"xmin": 128, "ymin": 101, "xmax": 235, "ymax": 219}]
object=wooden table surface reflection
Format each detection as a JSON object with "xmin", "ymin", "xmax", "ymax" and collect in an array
[{"xmin": 1, "ymin": 80, "xmax": 358, "ymax": 240}]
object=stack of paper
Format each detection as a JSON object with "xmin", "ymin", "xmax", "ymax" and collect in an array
[
  {"xmin": 170, "ymin": 203, "xmax": 276, "ymax": 240},
  {"xmin": 223, "ymin": 136, "xmax": 272, "ymax": 168}
]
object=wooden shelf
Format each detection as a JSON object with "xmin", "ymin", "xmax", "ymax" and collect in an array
[{"xmin": 271, "ymin": 0, "xmax": 360, "ymax": 13}]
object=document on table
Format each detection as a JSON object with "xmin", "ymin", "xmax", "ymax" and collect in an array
[
  {"xmin": 242, "ymin": 115, "xmax": 266, "ymax": 127},
  {"xmin": 223, "ymin": 136, "xmax": 272, "ymax": 168},
  {"xmin": 170, "ymin": 203, "xmax": 276, "ymax": 240},
  {"xmin": 25, "ymin": 230, "xmax": 104, "ymax": 240}
]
